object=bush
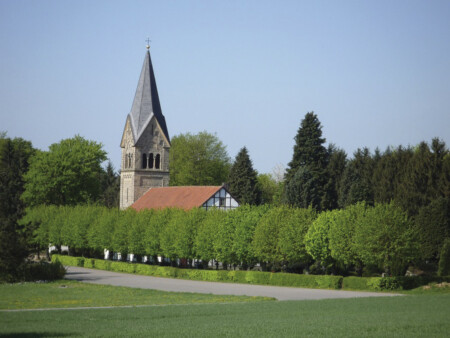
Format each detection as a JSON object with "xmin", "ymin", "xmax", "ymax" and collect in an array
[
  {"xmin": 0, "ymin": 261, "xmax": 67, "ymax": 282},
  {"xmin": 83, "ymin": 259, "xmax": 95, "ymax": 269},
  {"xmin": 52, "ymin": 255, "xmax": 84, "ymax": 267},
  {"xmin": 93, "ymin": 259, "xmax": 111, "ymax": 271},
  {"xmin": 109, "ymin": 261, "xmax": 136, "ymax": 274},
  {"xmin": 21, "ymin": 261, "xmax": 66, "ymax": 281}
]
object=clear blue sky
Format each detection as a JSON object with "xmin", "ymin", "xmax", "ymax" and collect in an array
[{"xmin": 1, "ymin": 0, "xmax": 449, "ymax": 175}]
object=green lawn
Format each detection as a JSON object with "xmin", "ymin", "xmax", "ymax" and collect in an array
[
  {"xmin": 1, "ymin": 294, "xmax": 449, "ymax": 337},
  {"xmin": 0, "ymin": 280, "xmax": 273, "ymax": 310}
]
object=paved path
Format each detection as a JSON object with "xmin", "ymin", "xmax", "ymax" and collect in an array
[{"xmin": 65, "ymin": 266, "xmax": 400, "ymax": 301}]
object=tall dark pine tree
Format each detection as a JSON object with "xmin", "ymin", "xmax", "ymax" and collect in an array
[
  {"xmin": 285, "ymin": 112, "xmax": 328, "ymax": 210},
  {"xmin": 0, "ymin": 136, "xmax": 35, "ymax": 281},
  {"xmin": 99, "ymin": 161, "xmax": 120, "ymax": 208},
  {"xmin": 338, "ymin": 147, "xmax": 374, "ymax": 208},
  {"xmin": 322, "ymin": 144, "xmax": 347, "ymax": 210},
  {"xmin": 227, "ymin": 147, "xmax": 261, "ymax": 205}
]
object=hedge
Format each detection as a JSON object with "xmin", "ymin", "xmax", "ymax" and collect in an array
[
  {"xmin": 53, "ymin": 254, "xmax": 342, "ymax": 289},
  {"xmin": 53, "ymin": 254, "xmax": 450, "ymax": 291},
  {"xmin": 342, "ymin": 275, "xmax": 450, "ymax": 291}
]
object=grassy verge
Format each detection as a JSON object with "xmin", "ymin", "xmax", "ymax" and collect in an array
[
  {"xmin": 1, "ymin": 294, "xmax": 449, "ymax": 337},
  {"xmin": 0, "ymin": 280, "xmax": 273, "ymax": 310}
]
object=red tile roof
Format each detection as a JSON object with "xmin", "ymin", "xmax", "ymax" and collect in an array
[{"xmin": 131, "ymin": 186, "xmax": 223, "ymax": 211}]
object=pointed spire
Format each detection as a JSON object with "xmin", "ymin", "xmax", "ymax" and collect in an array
[{"xmin": 128, "ymin": 48, "xmax": 170, "ymax": 145}]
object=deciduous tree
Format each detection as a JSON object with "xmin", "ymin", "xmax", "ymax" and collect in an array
[
  {"xmin": 22, "ymin": 135, "xmax": 107, "ymax": 206},
  {"xmin": 169, "ymin": 132, "xmax": 231, "ymax": 186}
]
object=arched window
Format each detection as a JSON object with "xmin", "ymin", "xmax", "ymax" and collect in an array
[
  {"xmin": 155, "ymin": 154, "xmax": 161, "ymax": 169},
  {"xmin": 128, "ymin": 154, "xmax": 133, "ymax": 168},
  {"xmin": 149, "ymin": 153, "xmax": 154, "ymax": 169},
  {"xmin": 142, "ymin": 154, "xmax": 147, "ymax": 169}
]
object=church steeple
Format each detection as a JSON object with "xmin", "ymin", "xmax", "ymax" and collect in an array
[
  {"xmin": 128, "ymin": 48, "xmax": 170, "ymax": 145},
  {"xmin": 120, "ymin": 46, "xmax": 171, "ymax": 209}
]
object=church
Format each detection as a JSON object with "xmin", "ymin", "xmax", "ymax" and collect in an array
[{"xmin": 120, "ymin": 44, "xmax": 239, "ymax": 211}]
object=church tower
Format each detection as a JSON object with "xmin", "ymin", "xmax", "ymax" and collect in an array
[{"xmin": 120, "ymin": 45, "xmax": 170, "ymax": 209}]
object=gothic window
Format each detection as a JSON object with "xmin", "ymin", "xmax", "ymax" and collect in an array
[
  {"xmin": 142, "ymin": 154, "xmax": 147, "ymax": 169},
  {"xmin": 127, "ymin": 154, "xmax": 133, "ymax": 168},
  {"xmin": 149, "ymin": 153, "xmax": 154, "ymax": 169},
  {"xmin": 155, "ymin": 154, "xmax": 161, "ymax": 169}
]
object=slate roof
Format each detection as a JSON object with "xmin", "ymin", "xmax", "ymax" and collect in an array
[
  {"xmin": 131, "ymin": 186, "xmax": 223, "ymax": 211},
  {"xmin": 128, "ymin": 50, "xmax": 170, "ymax": 145}
]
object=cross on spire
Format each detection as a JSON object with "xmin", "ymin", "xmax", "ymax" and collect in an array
[{"xmin": 146, "ymin": 38, "xmax": 151, "ymax": 50}]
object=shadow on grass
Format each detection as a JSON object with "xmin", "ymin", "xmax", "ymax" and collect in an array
[{"xmin": 0, "ymin": 333, "xmax": 74, "ymax": 337}]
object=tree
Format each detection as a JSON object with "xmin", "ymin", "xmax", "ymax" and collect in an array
[
  {"xmin": 0, "ymin": 135, "xmax": 35, "ymax": 280},
  {"xmin": 338, "ymin": 148, "xmax": 374, "ymax": 208},
  {"xmin": 285, "ymin": 167, "xmax": 322, "ymax": 209},
  {"xmin": 194, "ymin": 209, "xmax": 225, "ymax": 265},
  {"xmin": 22, "ymin": 135, "xmax": 107, "ymax": 206},
  {"xmin": 169, "ymin": 131, "xmax": 231, "ymax": 186},
  {"xmin": 304, "ymin": 210, "xmax": 335, "ymax": 269},
  {"xmin": 252, "ymin": 207, "xmax": 286, "ymax": 269},
  {"xmin": 99, "ymin": 161, "xmax": 120, "ymax": 208},
  {"xmin": 328, "ymin": 203, "xmax": 367, "ymax": 273},
  {"xmin": 414, "ymin": 197, "xmax": 450, "ymax": 261},
  {"xmin": 232, "ymin": 205, "xmax": 269, "ymax": 268},
  {"xmin": 257, "ymin": 174, "xmax": 278, "ymax": 205},
  {"xmin": 227, "ymin": 147, "xmax": 261, "ymax": 205},
  {"xmin": 322, "ymin": 145, "xmax": 347, "ymax": 210},
  {"xmin": 285, "ymin": 112, "xmax": 328, "ymax": 210},
  {"xmin": 353, "ymin": 203, "xmax": 419, "ymax": 276},
  {"xmin": 277, "ymin": 207, "xmax": 316, "ymax": 269}
]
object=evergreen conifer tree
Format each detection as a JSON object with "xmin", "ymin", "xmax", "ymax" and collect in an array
[
  {"xmin": 285, "ymin": 112, "xmax": 328, "ymax": 210},
  {"xmin": 227, "ymin": 147, "xmax": 261, "ymax": 205}
]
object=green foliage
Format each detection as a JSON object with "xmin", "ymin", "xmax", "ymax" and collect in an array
[
  {"xmin": 227, "ymin": 147, "xmax": 261, "ymax": 205},
  {"xmin": 52, "ymin": 255, "xmax": 85, "ymax": 267},
  {"xmin": 285, "ymin": 112, "xmax": 327, "ymax": 181},
  {"xmin": 169, "ymin": 131, "xmax": 231, "ymax": 186},
  {"xmin": 144, "ymin": 208, "xmax": 171, "ymax": 258},
  {"xmin": 285, "ymin": 166, "xmax": 322, "ymax": 209},
  {"xmin": 305, "ymin": 210, "xmax": 335, "ymax": 265},
  {"xmin": 322, "ymin": 145, "xmax": 347, "ymax": 210},
  {"xmin": 173, "ymin": 208, "xmax": 206, "ymax": 260},
  {"xmin": 214, "ymin": 209, "xmax": 237, "ymax": 266},
  {"xmin": 128, "ymin": 209, "xmax": 151, "ymax": 256},
  {"xmin": 232, "ymin": 205, "xmax": 268, "ymax": 267},
  {"xmin": 0, "ymin": 136, "xmax": 35, "ymax": 279},
  {"xmin": 99, "ymin": 161, "xmax": 120, "ymax": 208},
  {"xmin": 338, "ymin": 148, "xmax": 374, "ymax": 208},
  {"xmin": 194, "ymin": 209, "xmax": 224, "ymax": 263},
  {"xmin": 112, "ymin": 209, "xmax": 135, "ymax": 257},
  {"xmin": 22, "ymin": 135, "xmax": 107, "ymax": 206},
  {"xmin": 328, "ymin": 203, "xmax": 367, "ymax": 267},
  {"xmin": 438, "ymin": 238, "xmax": 450, "ymax": 276},
  {"xmin": 52, "ymin": 254, "xmax": 342, "ymax": 289},
  {"xmin": 277, "ymin": 207, "xmax": 316, "ymax": 265},
  {"xmin": 257, "ymin": 173, "xmax": 281, "ymax": 205},
  {"xmin": 285, "ymin": 112, "xmax": 328, "ymax": 210},
  {"xmin": 415, "ymin": 197, "xmax": 450, "ymax": 260},
  {"xmin": 252, "ymin": 207, "xmax": 285, "ymax": 265},
  {"xmin": 0, "ymin": 136, "xmax": 35, "ymax": 220},
  {"xmin": 160, "ymin": 209, "xmax": 185, "ymax": 260},
  {"xmin": 353, "ymin": 202, "xmax": 419, "ymax": 275}
]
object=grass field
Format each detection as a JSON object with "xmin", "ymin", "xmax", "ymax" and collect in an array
[
  {"xmin": 1, "ymin": 281, "xmax": 449, "ymax": 337},
  {"xmin": 0, "ymin": 280, "xmax": 272, "ymax": 310},
  {"xmin": 1, "ymin": 294, "xmax": 449, "ymax": 337}
]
